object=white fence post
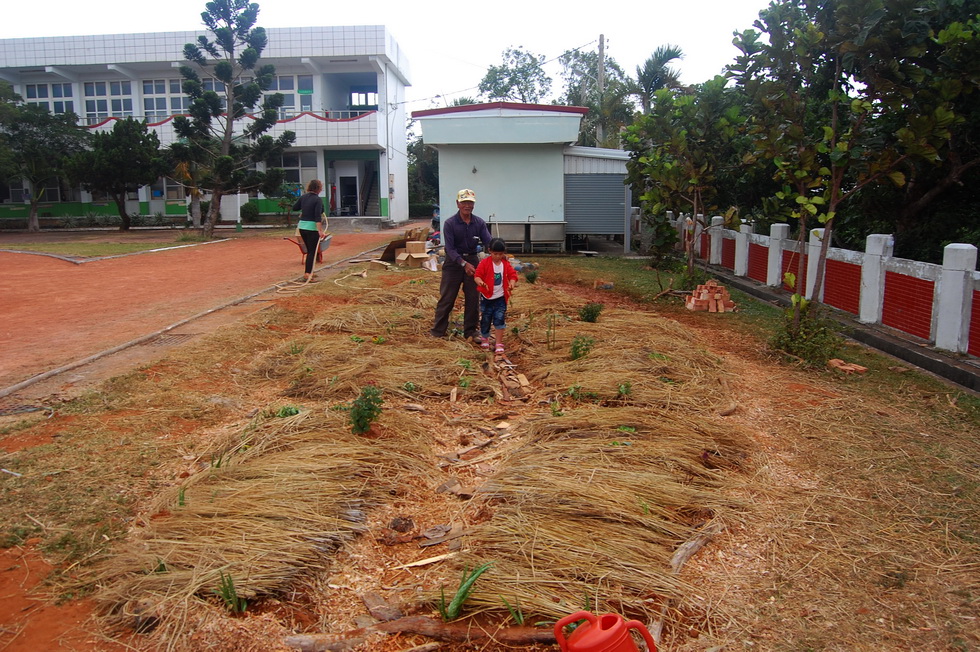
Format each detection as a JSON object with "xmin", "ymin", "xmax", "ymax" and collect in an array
[
  {"xmin": 768, "ymin": 223, "xmax": 790, "ymax": 287},
  {"xmin": 805, "ymin": 228, "xmax": 824, "ymax": 300},
  {"xmin": 934, "ymin": 244, "xmax": 978, "ymax": 353},
  {"xmin": 859, "ymin": 234, "xmax": 894, "ymax": 325},
  {"xmin": 709, "ymin": 216, "xmax": 724, "ymax": 265},
  {"xmin": 734, "ymin": 222, "xmax": 752, "ymax": 276}
]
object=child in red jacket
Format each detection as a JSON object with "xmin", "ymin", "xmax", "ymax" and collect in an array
[{"xmin": 473, "ymin": 238, "xmax": 518, "ymax": 354}]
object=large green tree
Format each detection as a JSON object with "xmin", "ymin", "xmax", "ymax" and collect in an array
[
  {"xmin": 479, "ymin": 46, "xmax": 552, "ymax": 103},
  {"xmin": 173, "ymin": 0, "xmax": 294, "ymax": 238},
  {"xmin": 624, "ymin": 77, "xmax": 743, "ymax": 268},
  {"xmin": 731, "ymin": 0, "xmax": 967, "ymax": 303},
  {"xmin": 0, "ymin": 103, "xmax": 88, "ymax": 232},
  {"xmin": 67, "ymin": 118, "xmax": 171, "ymax": 230}
]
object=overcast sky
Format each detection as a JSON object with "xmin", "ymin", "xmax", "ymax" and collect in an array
[{"xmin": 0, "ymin": 0, "xmax": 771, "ymax": 112}]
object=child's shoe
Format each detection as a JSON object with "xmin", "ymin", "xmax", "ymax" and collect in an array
[
  {"xmin": 494, "ymin": 343, "xmax": 505, "ymax": 354},
  {"xmin": 480, "ymin": 337, "xmax": 490, "ymax": 350}
]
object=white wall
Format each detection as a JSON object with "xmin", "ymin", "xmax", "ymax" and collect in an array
[{"xmin": 437, "ymin": 144, "xmax": 565, "ymax": 224}]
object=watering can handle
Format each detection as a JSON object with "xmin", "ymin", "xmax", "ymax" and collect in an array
[
  {"xmin": 624, "ymin": 619, "xmax": 658, "ymax": 652},
  {"xmin": 553, "ymin": 611, "xmax": 598, "ymax": 651}
]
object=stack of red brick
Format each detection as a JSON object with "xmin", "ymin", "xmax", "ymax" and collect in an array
[{"xmin": 685, "ymin": 280, "xmax": 737, "ymax": 313}]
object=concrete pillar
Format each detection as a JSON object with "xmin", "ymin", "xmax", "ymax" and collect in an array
[
  {"xmin": 734, "ymin": 222, "xmax": 752, "ymax": 276},
  {"xmin": 709, "ymin": 215, "xmax": 724, "ymax": 265},
  {"xmin": 934, "ymin": 243, "xmax": 978, "ymax": 353},
  {"xmin": 859, "ymin": 234, "xmax": 894, "ymax": 324},
  {"xmin": 805, "ymin": 228, "xmax": 824, "ymax": 300},
  {"xmin": 768, "ymin": 223, "xmax": 790, "ymax": 287}
]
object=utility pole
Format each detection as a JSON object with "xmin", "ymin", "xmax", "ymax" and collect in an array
[{"xmin": 597, "ymin": 34, "xmax": 605, "ymax": 145}]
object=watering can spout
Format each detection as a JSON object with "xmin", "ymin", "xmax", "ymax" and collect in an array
[{"xmin": 554, "ymin": 610, "xmax": 657, "ymax": 652}]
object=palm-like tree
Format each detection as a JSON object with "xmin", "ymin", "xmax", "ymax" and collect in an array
[{"xmin": 633, "ymin": 45, "xmax": 684, "ymax": 113}]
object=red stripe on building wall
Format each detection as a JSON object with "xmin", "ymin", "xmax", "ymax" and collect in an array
[
  {"xmin": 823, "ymin": 259, "xmax": 861, "ymax": 315},
  {"xmin": 748, "ymin": 242, "xmax": 768, "ymax": 283},
  {"xmin": 969, "ymin": 290, "xmax": 980, "ymax": 357},
  {"xmin": 700, "ymin": 232, "xmax": 709, "ymax": 259},
  {"xmin": 721, "ymin": 238, "xmax": 735, "ymax": 270},
  {"xmin": 882, "ymin": 271, "xmax": 934, "ymax": 340},
  {"xmin": 781, "ymin": 251, "xmax": 807, "ymax": 293}
]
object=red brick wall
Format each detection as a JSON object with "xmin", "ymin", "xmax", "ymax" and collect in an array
[
  {"xmin": 823, "ymin": 259, "xmax": 861, "ymax": 315},
  {"xmin": 748, "ymin": 242, "xmax": 768, "ymax": 283},
  {"xmin": 781, "ymin": 251, "xmax": 807, "ymax": 293},
  {"xmin": 882, "ymin": 271, "xmax": 934, "ymax": 340},
  {"xmin": 969, "ymin": 290, "xmax": 980, "ymax": 357},
  {"xmin": 721, "ymin": 237, "xmax": 735, "ymax": 270}
]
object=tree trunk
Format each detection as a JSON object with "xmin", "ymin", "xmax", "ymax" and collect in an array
[
  {"xmin": 27, "ymin": 199, "xmax": 40, "ymax": 233},
  {"xmin": 114, "ymin": 192, "xmax": 131, "ymax": 231},
  {"xmin": 190, "ymin": 192, "xmax": 202, "ymax": 228},
  {"xmin": 202, "ymin": 191, "xmax": 222, "ymax": 239}
]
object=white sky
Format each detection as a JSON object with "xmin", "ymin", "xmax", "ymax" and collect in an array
[{"xmin": 0, "ymin": 0, "xmax": 770, "ymax": 112}]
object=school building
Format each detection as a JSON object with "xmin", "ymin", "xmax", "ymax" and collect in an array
[{"xmin": 0, "ymin": 26, "xmax": 411, "ymax": 224}]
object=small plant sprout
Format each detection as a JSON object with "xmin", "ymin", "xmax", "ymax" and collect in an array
[
  {"xmin": 578, "ymin": 302, "xmax": 604, "ymax": 322},
  {"xmin": 456, "ymin": 358, "xmax": 474, "ymax": 371},
  {"xmin": 349, "ymin": 385, "xmax": 383, "ymax": 434},
  {"xmin": 437, "ymin": 562, "xmax": 493, "ymax": 621},
  {"xmin": 402, "ymin": 381, "xmax": 417, "ymax": 392},
  {"xmin": 570, "ymin": 335, "xmax": 595, "ymax": 360},
  {"xmin": 275, "ymin": 405, "xmax": 300, "ymax": 418},
  {"xmin": 501, "ymin": 596, "xmax": 525, "ymax": 625},
  {"xmin": 214, "ymin": 571, "xmax": 247, "ymax": 613},
  {"xmin": 458, "ymin": 378, "xmax": 471, "ymax": 388},
  {"xmin": 177, "ymin": 487, "xmax": 186, "ymax": 506},
  {"xmin": 287, "ymin": 342, "xmax": 303, "ymax": 355},
  {"xmin": 372, "ymin": 335, "xmax": 386, "ymax": 344},
  {"xmin": 616, "ymin": 425, "xmax": 636, "ymax": 433},
  {"xmin": 550, "ymin": 401, "xmax": 564, "ymax": 417},
  {"xmin": 349, "ymin": 335, "xmax": 364, "ymax": 344},
  {"xmin": 617, "ymin": 382, "xmax": 632, "ymax": 398}
]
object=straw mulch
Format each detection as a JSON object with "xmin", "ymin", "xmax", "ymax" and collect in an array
[
  {"xmin": 86, "ymin": 408, "xmax": 432, "ymax": 650},
  {"xmin": 442, "ymin": 406, "xmax": 751, "ymax": 625},
  {"xmin": 505, "ymin": 283, "xmax": 735, "ymax": 413}
]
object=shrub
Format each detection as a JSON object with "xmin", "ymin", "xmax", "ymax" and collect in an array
[
  {"xmin": 769, "ymin": 297, "xmax": 843, "ymax": 366},
  {"xmin": 239, "ymin": 201, "xmax": 261, "ymax": 223},
  {"xmin": 524, "ymin": 269, "xmax": 539, "ymax": 284},
  {"xmin": 570, "ymin": 335, "xmax": 596, "ymax": 360},
  {"xmin": 578, "ymin": 302, "xmax": 604, "ymax": 323},
  {"xmin": 350, "ymin": 385, "xmax": 383, "ymax": 434}
]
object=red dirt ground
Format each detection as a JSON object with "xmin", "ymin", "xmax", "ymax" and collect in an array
[
  {"xmin": 0, "ymin": 224, "xmax": 426, "ymax": 651},
  {"xmin": 0, "ymin": 227, "xmax": 424, "ymax": 392}
]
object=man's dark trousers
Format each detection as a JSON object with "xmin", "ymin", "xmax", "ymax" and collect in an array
[{"xmin": 431, "ymin": 254, "xmax": 480, "ymax": 338}]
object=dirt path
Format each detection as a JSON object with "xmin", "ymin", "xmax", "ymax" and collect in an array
[{"xmin": 0, "ymin": 225, "xmax": 425, "ymax": 400}]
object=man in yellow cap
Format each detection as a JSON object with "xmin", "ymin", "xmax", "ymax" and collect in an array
[{"xmin": 430, "ymin": 188, "xmax": 493, "ymax": 339}]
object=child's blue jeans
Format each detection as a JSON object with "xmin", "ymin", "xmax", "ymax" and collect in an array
[{"xmin": 480, "ymin": 296, "xmax": 507, "ymax": 337}]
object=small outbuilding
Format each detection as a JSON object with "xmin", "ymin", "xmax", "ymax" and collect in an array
[{"xmin": 412, "ymin": 102, "xmax": 633, "ymax": 253}]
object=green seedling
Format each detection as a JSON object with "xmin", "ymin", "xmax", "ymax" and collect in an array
[
  {"xmin": 402, "ymin": 381, "xmax": 417, "ymax": 392},
  {"xmin": 437, "ymin": 562, "xmax": 492, "ymax": 621},
  {"xmin": 350, "ymin": 335, "xmax": 364, "ymax": 344},
  {"xmin": 457, "ymin": 358, "xmax": 474, "ymax": 371},
  {"xmin": 550, "ymin": 401, "xmax": 564, "ymax": 417},
  {"xmin": 501, "ymin": 596, "xmax": 525, "ymax": 625},
  {"xmin": 177, "ymin": 487, "xmax": 186, "ymax": 506},
  {"xmin": 214, "ymin": 571, "xmax": 247, "ymax": 613},
  {"xmin": 617, "ymin": 382, "xmax": 632, "ymax": 397},
  {"xmin": 578, "ymin": 302, "xmax": 604, "ymax": 323},
  {"xmin": 275, "ymin": 405, "xmax": 300, "ymax": 418},
  {"xmin": 570, "ymin": 335, "xmax": 595, "ymax": 360},
  {"xmin": 616, "ymin": 426, "xmax": 636, "ymax": 433}
]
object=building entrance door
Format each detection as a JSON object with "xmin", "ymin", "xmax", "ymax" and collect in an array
[{"xmin": 339, "ymin": 176, "xmax": 358, "ymax": 216}]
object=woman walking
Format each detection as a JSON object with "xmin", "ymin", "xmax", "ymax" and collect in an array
[{"xmin": 293, "ymin": 179, "xmax": 328, "ymax": 281}]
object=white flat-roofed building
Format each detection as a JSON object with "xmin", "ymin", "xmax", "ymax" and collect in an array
[{"xmin": 0, "ymin": 26, "xmax": 411, "ymax": 223}]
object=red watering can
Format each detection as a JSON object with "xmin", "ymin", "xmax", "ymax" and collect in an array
[{"xmin": 554, "ymin": 610, "xmax": 658, "ymax": 652}]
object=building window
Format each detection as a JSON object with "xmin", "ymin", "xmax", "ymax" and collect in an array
[
  {"xmin": 268, "ymin": 151, "xmax": 319, "ymax": 187},
  {"xmin": 350, "ymin": 86, "xmax": 378, "ymax": 110},
  {"xmin": 150, "ymin": 176, "xmax": 186, "ymax": 201},
  {"xmin": 25, "ymin": 83, "xmax": 74, "ymax": 115}
]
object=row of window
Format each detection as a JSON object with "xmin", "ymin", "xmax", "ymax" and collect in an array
[
  {"xmin": 23, "ymin": 75, "xmax": 365, "ymax": 122},
  {"xmin": 4, "ymin": 152, "xmax": 321, "ymax": 203}
]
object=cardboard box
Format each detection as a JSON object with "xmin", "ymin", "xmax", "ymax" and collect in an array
[
  {"xmin": 407, "ymin": 253, "xmax": 428, "ymax": 268},
  {"xmin": 395, "ymin": 252, "xmax": 411, "ymax": 267},
  {"xmin": 405, "ymin": 240, "xmax": 426, "ymax": 254}
]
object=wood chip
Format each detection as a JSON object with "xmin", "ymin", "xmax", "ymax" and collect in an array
[{"xmin": 391, "ymin": 552, "xmax": 457, "ymax": 570}]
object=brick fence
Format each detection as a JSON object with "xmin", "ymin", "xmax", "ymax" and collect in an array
[{"xmin": 677, "ymin": 216, "xmax": 980, "ymax": 358}]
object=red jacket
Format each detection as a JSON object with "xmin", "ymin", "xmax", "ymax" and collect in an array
[{"xmin": 474, "ymin": 256, "xmax": 518, "ymax": 302}]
